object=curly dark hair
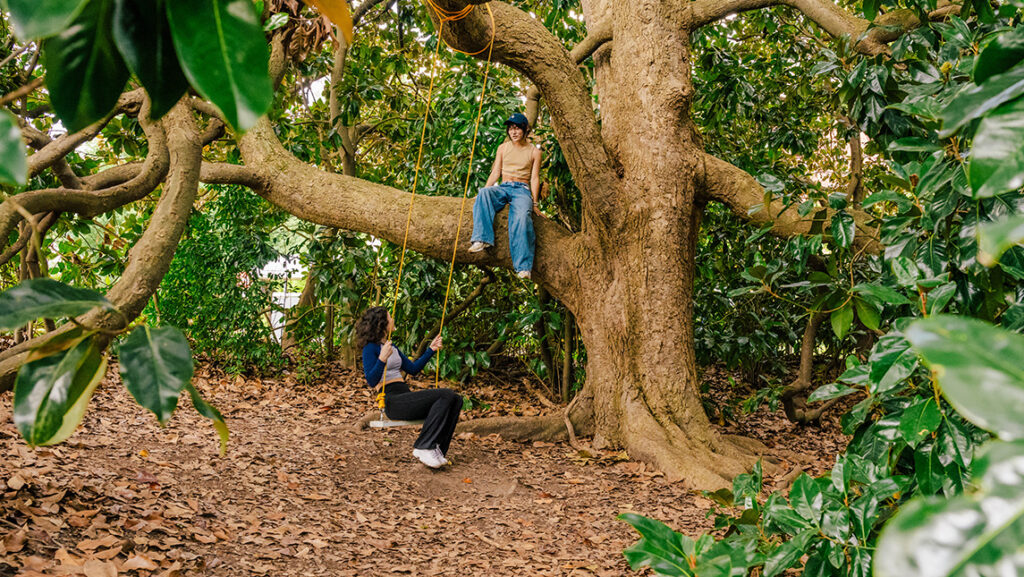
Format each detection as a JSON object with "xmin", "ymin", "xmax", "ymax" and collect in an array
[{"xmin": 355, "ymin": 306, "xmax": 389, "ymax": 349}]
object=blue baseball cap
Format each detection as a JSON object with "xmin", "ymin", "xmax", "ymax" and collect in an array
[{"xmin": 503, "ymin": 113, "xmax": 529, "ymax": 128}]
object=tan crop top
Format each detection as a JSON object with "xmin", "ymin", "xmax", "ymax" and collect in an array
[{"xmin": 500, "ymin": 142, "xmax": 537, "ymax": 183}]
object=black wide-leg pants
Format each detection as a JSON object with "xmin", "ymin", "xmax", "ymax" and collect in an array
[{"xmin": 384, "ymin": 382, "xmax": 462, "ymax": 454}]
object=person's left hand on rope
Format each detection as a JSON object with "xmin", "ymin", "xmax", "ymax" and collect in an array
[{"xmin": 429, "ymin": 335, "xmax": 443, "ymax": 351}]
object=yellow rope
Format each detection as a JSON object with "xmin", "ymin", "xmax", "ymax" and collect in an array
[
  {"xmin": 377, "ymin": 2, "xmax": 495, "ymax": 407},
  {"xmin": 435, "ymin": 6, "xmax": 495, "ymax": 386}
]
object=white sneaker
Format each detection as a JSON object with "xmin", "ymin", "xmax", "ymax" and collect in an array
[
  {"xmin": 432, "ymin": 447, "xmax": 449, "ymax": 465},
  {"xmin": 468, "ymin": 242, "xmax": 490, "ymax": 253},
  {"xmin": 517, "ymin": 270, "xmax": 532, "ymax": 279},
  {"xmin": 413, "ymin": 448, "xmax": 446, "ymax": 468}
]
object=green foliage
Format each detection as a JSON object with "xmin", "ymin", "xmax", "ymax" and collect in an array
[
  {"xmin": 4, "ymin": 0, "xmax": 89, "ymax": 40},
  {"xmin": 13, "ymin": 335, "xmax": 107, "ymax": 446},
  {"xmin": 155, "ymin": 185, "xmax": 286, "ymax": 373},
  {"xmin": 875, "ymin": 317, "xmax": 1024, "ymax": 576},
  {"xmin": 0, "ymin": 278, "xmax": 227, "ymax": 452},
  {"xmin": 6, "ymin": 0, "xmax": 271, "ymax": 132},
  {"xmin": 118, "ymin": 325, "xmax": 192, "ymax": 425},
  {"xmin": 619, "ymin": 511, "xmax": 761, "ymax": 577},
  {"xmin": 0, "ymin": 109, "xmax": 27, "ymax": 186},
  {"xmin": 112, "ymin": 0, "xmax": 190, "ymax": 118},
  {"xmin": 42, "ymin": 0, "xmax": 130, "ymax": 132},
  {"xmin": 166, "ymin": 0, "xmax": 272, "ymax": 131},
  {"xmin": 0, "ymin": 278, "xmax": 112, "ymax": 329},
  {"xmin": 906, "ymin": 316, "xmax": 1024, "ymax": 439}
]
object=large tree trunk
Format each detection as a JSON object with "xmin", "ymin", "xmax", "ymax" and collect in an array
[
  {"xmin": 222, "ymin": 0, "xmax": 875, "ymax": 489},
  {"xmin": 561, "ymin": 0, "xmax": 757, "ymax": 486}
]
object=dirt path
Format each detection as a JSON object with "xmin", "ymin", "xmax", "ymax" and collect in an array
[{"xmin": 1, "ymin": 363, "xmax": 845, "ymax": 576}]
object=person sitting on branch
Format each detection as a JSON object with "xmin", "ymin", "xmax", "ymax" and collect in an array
[
  {"xmin": 468, "ymin": 113, "xmax": 542, "ymax": 280},
  {"xmin": 358, "ymin": 306, "xmax": 462, "ymax": 469}
]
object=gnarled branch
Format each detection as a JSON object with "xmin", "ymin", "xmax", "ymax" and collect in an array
[
  {"xmin": 238, "ymin": 118, "xmax": 585, "ymax": 311},
  {"xmin": 0, "ymin": 98, "xmax": 169, "ymax": 246},
  {"xmin": 525, "ymin": 19, "xmax": 612, "ymax": 124},
  {"xmin": 683, "ymin": 0, "xmax": 960, "ymax": 55},
  {"xmin": 26, "ymin": 89, "xmax": 143, "ymax": 179},
  {"xmin": 0, "ymin": 103, "xmax": 204, "ymax": 392},
  {"xmin": 699, "ymin": 152, "xmax": 880, "ymax": 252}
]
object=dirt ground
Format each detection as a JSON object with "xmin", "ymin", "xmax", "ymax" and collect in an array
[{"xmin": 0, "ymin": 360, "xmax": 848, "ymax": 576}]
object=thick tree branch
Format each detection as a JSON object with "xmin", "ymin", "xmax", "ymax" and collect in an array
[
  {"xmin": 24, "ymin": 89, "xmax": 144, "ymax": 180},
  {"xmin": 699, "ymin": 152, "xmax": 880, "ymax": 252},
  {"xmin": 0, "ymin": 103, "xmax": 203, "ymax": 392},
  {"xmin": 525, "ymin": 20, "xmax": 612, "ymax": 125},
  {"xmin": 80, "ymin": 162, "xmax": 145, "ymax": 190},
  {"xmin": 239, "ymin": 118, "xmax": 584, "ymax": 310},
  {"xmin": 199, "ymin": 162, "xmax": 265, "ymax": 189},
  {"xmin": 426, "ymin": 0, "xmax": 619, "ymax": 226},
  {"xmin": 0, "ymin": 102, "xmax": 169, "ymax": 247},
  {"xmin": 683, "ymin": 0, "xmax": 959, "ymax": 54}
]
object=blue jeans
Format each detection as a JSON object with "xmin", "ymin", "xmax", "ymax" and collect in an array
[{"xmin": 470, "ymin": 181, "xmax": 535, "ymax": 273}]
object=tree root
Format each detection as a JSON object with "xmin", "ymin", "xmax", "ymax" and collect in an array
[{"xmin": 457, "ymin": 414, "xmax": 571, "ymax": 442}]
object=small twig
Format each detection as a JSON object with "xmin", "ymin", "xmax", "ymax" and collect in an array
[
  {"xmin": 0, "ymin": 76, "xmax": 44, "ymax": 107},
  {"xmin": 0, "ymin": 45, "xmax": 29, "ymax": 70}
]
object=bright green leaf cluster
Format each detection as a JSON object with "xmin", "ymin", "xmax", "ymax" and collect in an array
[
  {"xmin": 6, "ymin": 0, "xmax": 272, "ymax": 133},
  {"xmin": 876, "ymin": 316, "xmax": 1024, "ymax": 577},
  {"xmin": 0, "ymin": 279, "xmax": 228, "ymax": 454}
]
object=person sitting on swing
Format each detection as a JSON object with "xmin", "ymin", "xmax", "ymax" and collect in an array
[
  {"xmin": 468, "ymin": 112, "xmax": 543, "ymax": 280},
  {"xmin": 357, "ymin": 306, "xmax": 462, "ymax": 469}
]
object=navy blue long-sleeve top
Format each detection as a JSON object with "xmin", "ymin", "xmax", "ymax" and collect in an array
[{"xmin": 361, "ymin": 342, "xmax": 435, "ymax": 388}]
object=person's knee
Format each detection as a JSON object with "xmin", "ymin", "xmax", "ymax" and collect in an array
[{"xmin": 443, "ymin": 389, "xmax": 462, "ymax": 407}]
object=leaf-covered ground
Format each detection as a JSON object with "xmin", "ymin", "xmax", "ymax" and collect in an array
[{"xmin": 1, "ymin": 361, "xmax": 847, "ymax": 576}]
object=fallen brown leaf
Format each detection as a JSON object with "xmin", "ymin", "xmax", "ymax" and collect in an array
[
  {"xmin": 122, "ymin": 554, "xmax": 159, "ymax": 571},
  {"xmin": 83, "ymin": 559, "xmax": 118, "ymax": 577}
]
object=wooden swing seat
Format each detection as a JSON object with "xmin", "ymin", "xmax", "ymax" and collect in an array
[{"xmin": 369, "ymin": 418, "xmax": 424, "ymax": 428}]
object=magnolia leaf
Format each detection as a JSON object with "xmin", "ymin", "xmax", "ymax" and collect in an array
[
  {"xmin": 119, "ymin": 325, "xmax": 193, "ymax": 426},
  {"xmin": 876, "ymin": 440, "xmax": 1024, "ymax": 577},
  {"xmin": 6, "ymin": 0, "xmax": 89, "ymax": 39},
  {"xmin": 978, "ymin": 214, "xmax": 1024, "ymax": 266},
  {"xmin": 939, "ymin": 62, "xmax": 1024, "ymax": 137},
  {"xmin": 166, "ymin": 0, "xmax": 272, "ymax": 132},
  {"xmin": 906, "ymin": 315, "xmax": 1024, "ymax": 440},
  {"xmin": 968, "ymin": 96, "xmax": 1024, "ymax": 198},
  {"xmin": 112, "ymin": 0, "xmax": 190, "ymax": 119},
  {"xmin": 43, "ymin": 0, "xmax": 131, "ymax": 132},
  {"xmin": 0, "ymin": 279, "xmax": 112, "ymax": 330},
  {"xmin": 13, "ymin": 337, "xmax": 107, "ymax": 446},
  {"xmin": 0, "ymin": 109, "xmax": 27, "ymax": 186}
]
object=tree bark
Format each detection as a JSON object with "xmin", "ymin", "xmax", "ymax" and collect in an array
[{"xmin": 561, "ymin": 310, "xmax": 575, "ymax": 403}]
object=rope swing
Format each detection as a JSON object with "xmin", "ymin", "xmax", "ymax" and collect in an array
[{"xmin": 370, "ymin": 3, "xmax": 495, "ymax": 426}]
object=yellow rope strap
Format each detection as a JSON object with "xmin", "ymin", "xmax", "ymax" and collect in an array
[
  {"xmin": 434, "ymin": 8, "xmax": 495, "ymax": 385},
  {"xmin": 376, "ymin": 2, "xmax": 495, "ymax": 409}
]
